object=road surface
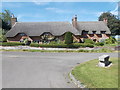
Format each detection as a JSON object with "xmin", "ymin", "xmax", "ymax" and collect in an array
[{"xmin": 2, "ymin": 51, "xmax": 118, "ymax": 88}]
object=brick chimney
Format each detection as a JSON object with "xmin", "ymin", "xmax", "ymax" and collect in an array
[
  {"xmin": 72, "ymin": 15, "xmax": 77, "ymax": 28},
  {"xmin": 103, "ymin": 18, "xmax": 107, "ymax": 25},
  {"xmin": 11, "ymin": 13, "xmax": 17, "ymax": 26}
]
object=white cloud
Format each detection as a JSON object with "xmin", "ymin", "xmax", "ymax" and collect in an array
[
  {"xmin": 46, "ymin": 7, "xmax": 72, "ymax": 13},
  {"xmin": 32, "ymin": 0, "xmax": 49, "ymax": 5}
]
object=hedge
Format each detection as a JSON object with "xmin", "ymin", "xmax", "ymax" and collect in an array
[
  {"xmin": 95, "ymin": 42, "xmax": 104, "ymax": 46},
  {"xmin": 84, "ymin": 39, "xmax": 95, "ymax": 44},
  {"xmin": 0, "ymin": 42, "xmax": 24, "ymax": 46},
  {"xmin": 30, "ymin": 43, "xmax": 94, "ymax": 48},
  {"xmin": 0, "ymin": 42, "xmax": 94, "ymax": 48}
]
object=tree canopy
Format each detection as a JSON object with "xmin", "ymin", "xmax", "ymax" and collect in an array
[
  {"xmin": 98, "ymin": 12, "xmax": 120, "ymax": 35},
  {"xmin": 0, "ymin": 9, "xmax": 12, "ymax": 31}
]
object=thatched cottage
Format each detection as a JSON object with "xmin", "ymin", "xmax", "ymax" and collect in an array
[{"xmin": 6, "ymin": 15, "xmax": 111, "ymax": 43}]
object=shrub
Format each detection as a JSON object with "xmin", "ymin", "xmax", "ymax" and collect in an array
[
  {"xmin": 0, "ymin": 35, "xmax": 7, "ymax": 42},
  {"xmin": 30, "ymin": 43, "xmax": 94, "ymax": 48},
  {"xmin": 49, "ymin": 41, "xmax": 59, "ymax": 44},
  {"xmin": 65, "ymin": 32, "xmax": 73, "ymax": 44},
  {"xmin": 73, "ymin": 43, "xmax": 94, "ymax": 48},
  {"xmin": 1, "ymin": 42, "xmax": 24, "ymax": 46},
  {"xmin": 95, "ymin": 42, "xmax": 104, "ymax": 46},
  {"xmin": 84, "ymin": 39, "xmax": 94, "ymax": 44},
  {"xmin": 105, "ymin": 37, "xmax": 116, "ymax": 44}
]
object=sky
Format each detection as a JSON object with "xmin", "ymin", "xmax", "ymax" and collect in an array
[{"xmin": 1, "ymin": 2, "xmax": 119, "ymax": 22}]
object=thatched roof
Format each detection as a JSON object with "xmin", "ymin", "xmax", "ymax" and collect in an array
[
  {"xmin": 77, "ymin": 21, "xmax": 111, "ymax": 34},
  {"xmin": 6, "ymin": 22, "xmax": 80, "ymax": 37},
  {"xmin": 6, "ymin": 21, "xmax": 111, "ymax": 37}
]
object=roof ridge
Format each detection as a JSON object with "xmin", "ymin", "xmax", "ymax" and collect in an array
[
  {"xmin": 78, "ymin": 21, "xmax": 104, "ymax": 23},
  {"xmin": 17, "ymin": 21, "xmax": 69, "ymax": 23}
]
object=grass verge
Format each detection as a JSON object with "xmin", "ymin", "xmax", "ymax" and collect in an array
[
  {"xmin": 0, "ymin": 48, "xmax": 115, "ymax": 53},
  {"xmin": 71, "ymin": 57, "xmax": 118, "ymax": 88}
]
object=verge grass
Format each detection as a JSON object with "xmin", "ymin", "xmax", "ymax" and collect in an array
[
  {"xmin": 71, "ymin": 57, "xmax": 118, "ymax": 88},
  {"xmin": 1, "ymin": 48, "xmax": 114, "ymax": 53}
]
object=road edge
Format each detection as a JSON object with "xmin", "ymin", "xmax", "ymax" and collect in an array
[{"xmin": 69, "ymin": 72, "xmax": 86, "ymax": 88}]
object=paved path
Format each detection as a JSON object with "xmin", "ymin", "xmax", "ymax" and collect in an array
[{"xmin": 2, "ymin": 51, "xmax": 118, "ymax": 88}]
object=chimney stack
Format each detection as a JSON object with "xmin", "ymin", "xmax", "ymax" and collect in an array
[
  {"xmin": 72, "ymin": 15, "xmax": 77, "ymax": 28},
  {"xmin": 103, "ymin": 18, "xmax": 107, "ymax": 25},
  {"xmin": 11, "ymin": 13, "xmax": 17, "ymax": 26}
]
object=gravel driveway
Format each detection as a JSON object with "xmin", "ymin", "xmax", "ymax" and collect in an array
[{"xmin": 2, "ymin": 51, "xmax": 118, "ymax": 88}]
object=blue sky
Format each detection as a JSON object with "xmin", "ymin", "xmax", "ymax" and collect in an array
[{"xmin": 2, "ymin": 2, "xmax": 118, "ymax": 22}]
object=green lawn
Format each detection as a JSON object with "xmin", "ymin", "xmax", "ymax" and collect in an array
[{"xmin": 71, "ymin": 57, "xmax": 118, "ymax": 88}]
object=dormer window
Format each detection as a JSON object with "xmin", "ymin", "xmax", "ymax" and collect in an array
[
  {"xmin": 19, "ymin": 33, "xmax": 26, "ymax": 36},
  {"xmin": 82, "ymin": 30, "xmax": 88, "ymax": 35},
  {"xmin": 93, "ymin": 31, "xmax": 96, "ymax": 34},
  {"xmin": 101, "ymin": 31, "xmax": 106, "ymax": 34}
]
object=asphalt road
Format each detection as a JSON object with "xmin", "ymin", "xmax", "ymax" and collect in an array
[{"xmin": 2, "ymin": 51, "xmax": 118, "ymax": 88}]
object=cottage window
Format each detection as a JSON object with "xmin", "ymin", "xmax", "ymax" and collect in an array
[
  {"xmin": 19, "ymin": 33, "xmax": 26, "ymax": 36},
  {"xmin": 82, "ymin": 30, "xmax": 88, "ymax": 35},
  {"xmin": 101, "ymin": 31, "xmax": 106, "ymax": 34},
  {"xmin": 93, "ymin": 31, "xmax": 96, "ymax": 34}
]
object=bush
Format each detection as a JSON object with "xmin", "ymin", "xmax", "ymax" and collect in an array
[
  {"xmin": 49, "ymin": 41, "xmax": 57, "ymax": 44},
  {"xmin": 0, "ymin": 35, "xmax": 7, "ymax": 42},
  {"xmin": 30, "ymin": 43, "xmax": 94, "ymax": 48},
  {"xmin": 65, "ymin": 32, "xmax": 73, "ymax": 44},
  {"xmin": 73, "ymin": 43, "xmax": 94, "ymax": 48},
  {"xmin": 1, "ymin": 42, "xmax": 94, "ymax": 48},
  {"xmin": 95, "ymin": 42, "xmax": 104, "ymax": 46},
  {"xmin": 105, "ymin": 37, "xmax": 116, "ymax": 44},
  {"xmin": 84, "ymin": 39, "xmax": 94, "ymax": 44},
  {"xmin": 1, "ymin": 42, "xmax": 24, "ymax": 46}
]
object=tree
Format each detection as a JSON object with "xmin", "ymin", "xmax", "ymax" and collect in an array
[
  {"xmin": 98, "ymin": 12, "xmax": 120, "ymax": 35},
  {"xmin": 65, "ymin": 32, "xmax": 73, "ymax": 44},
  {"xmin": 1, "ymin": 19, "xmax": 11, "ymax": 30},
  {"xmin": 0, "ymin": 9, "xmax": 12, "ymax": 31}
]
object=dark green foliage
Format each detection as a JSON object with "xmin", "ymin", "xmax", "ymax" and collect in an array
[
  {"xmin": 95, "ymin": 42, "xmax": 104, "ymax": 46},
  {"xmin": 105, "ymin": 37, "xmax": 116, "ymax": 44},
  {"xmin": 30, "ymin": 43, "xmax": 94, "ymax": 48},
  {"xmin": 65, "ymin": 32, "xmax": 73, "ymax": 44},
  {"xmin": 98, "ymin": 12, "xmax": 120, "ymax": 35},
  {"xmin": 0, "ymin": 42, "xmax": 24, "ymax": 46},
  {"xmin": 0, "ymin": 10, "xmax": 12, "ymax": 31},
  {"xmin": 73, "ymin": 43, "xmax": 94, "ymax": 48},
  {"xmin": 1, "ymin": 42, "xmax": 94, "ymax": 48},
  {"xmin": 84, "ymin": 39, "xmax": 94, "ymax": 44},
  {"xmin": 1, "ymin": 19, "xmax": 11, "ymax": 30}
]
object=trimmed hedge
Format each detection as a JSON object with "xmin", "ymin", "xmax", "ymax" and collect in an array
[
  {"xmin": 1, "ymin": 42, "xmax": 94, "ymax": 48},
  {"xmin": 0, "ymin": 42, "xmax": 24, "ymax": 46},
  {"xmin": 95, "ymin": 42, "xmax": 104, "ymax": 46},
  {"xmin": 30, "ymin": 43, "xmax": 94, "ymax": 48}
]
